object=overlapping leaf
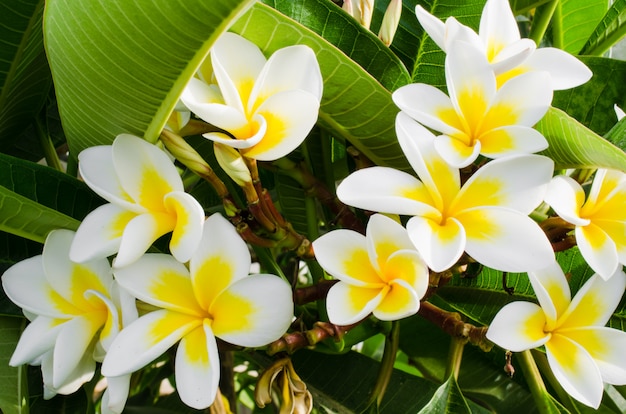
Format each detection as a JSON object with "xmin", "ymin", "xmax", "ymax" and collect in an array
[{"xmin": 580, "ymin": 0, "xmax": 626, "ymax": 56}]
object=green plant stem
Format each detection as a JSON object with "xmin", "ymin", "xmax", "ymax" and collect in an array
[
  {"xmin": 532, "ymin": 349, "xmax": 577, "ymax": 412},
  {"xmin": 529, "ymin": 0, "xmax": 559, "ymax": 46},
  {"xmin": 444, "ymin": 336, "xmax": 465, "ymax": 380},
  {"xmin": 517, "ymin": 350, "xmax": 552, "ymax": 414},
  {"xmin": 366, "ymin": 320, "xmax": 400, "ymax": 409},
  {"xmin": 36, "ymin": 118, "xmax": 63, "ymax": 172}
]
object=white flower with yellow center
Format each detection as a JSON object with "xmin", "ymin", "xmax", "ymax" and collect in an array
[
  {"xmin": 101, "ymin": 213, "xmax": 293, "ymax": 409},
  {"xmin": 415, "ymin": 0, "xmax": 591, "ymax": 89},
  {"xmin": 393, "ymin": 42, "xmax": 551, "ymax": 168},
  {"xmin": 313, "ymin": 214, "xmax": 429, "ymax": 325},
  {"xmin": 487, "ymin": 263, "xmax": 626, "ymax": 408},
  {"xmin": 70, "ymin": 134, "xmax": 205, "ymax": 268},
  {"xmin": 545, "ymin": 169, "xmax": 626, "ymax": 279},
  {"xmin": 181, "ymin": 32, "xmax": 323, "ymax": 161},
  {"xmin": 337, "ymin": 113, "xmax": 555, "ymax": 273},
  {"xmin": 2, "ymin": 229, "xmax": 137, "ymax": 414}
]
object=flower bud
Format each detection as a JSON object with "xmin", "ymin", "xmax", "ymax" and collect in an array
[
  {"xmin": 378, "ymin": 0, "xmax": 402, "ymax": 46},
  {"xmin": 214, "ymin": 142, "xmax": 252, "ymax": 186}
]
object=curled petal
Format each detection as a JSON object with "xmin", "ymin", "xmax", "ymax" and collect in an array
[
  {"xmin": 113, "ymin": 254, "xmax": 204, "ymax": 316},
  {"xmin": 460, "ymin": 207, "xmax": 554, "ymax": 272},
  {"xmin": 102, "ymin": 309, "xmax": 201, "ymax": 377},
  {"xmin": 114, "ymin": 212, "xmax": 176, "ymax": 268},
  {"xmin": 204, "ymin": 127, "xmax": 265, "ymax": 149},
  {"xmin": 313, "ymin": 229, "xmax": 381, "ymax": 287},
  {"xmin": 191, "ymin": 214, "xmax": 251, "ymax": 311},
  {"xmin": 101, "ymin": 374, "xmax": 131, "ymax": 414},
  {"xmin": 175, "ymin": 322, "xmax": 220, "ymax": 409},
  {"xmin": 545, "ymin": 334, "xmax": 604, "ymax": 408},
  {"xmin": 382, "ymin": 250, "xmax": 429, "ymax": 298},
  {"xmin": 414, "ymin": 6, "xmax": 446, "ymax": 50},
  {"xmin": 528, "ymin": 262, "xmax": 571, "ymax": 327},
  {"xmin": 211, "ymin": 275, "xmax": 293, "ymax": 347},
  {"xmin": 164, "ymin": 191, "xmax": 205, "ymax": 264},
  {"xmin": 525, "ymin": 47, "xmax": 592, "ymax": 90},
  {"xmin": 559, "ymin": 271, "xmax": 626, "ymax": 329},
  {"xmin": 366, "ymin": 214, "xmax": 417, "ymax": 273},
  {"xmin": 42, "ymin": 348, "xmax": 95, "ymax": 397},
  {"xmin": 373, "ymin": 279, "xmax": 421, "ymax": 321},
  {"xmin": 576, "ymin": 224, "xmax": 619, "ymax": 280},
  {"xmin": 406, "ymin": 215, "xmax": 466, "ymax": 272},
  {"xmin": 243, "ymin": 90, "xmax": 320, "ymax": 161},
  {"xmin": 10, "ymin": 316, "xmax": 64, "ymax": 366},
  {"xmin": 112, "ymin": 135, "xmax": 182, "ymax": 207},
  {"xmin": 544, "ymin": 175, "xmax": 588, "ymax": 226},
  {"xmin": 181, "ymin": 79, "xmax": 248, "ymax": 131},
  {"xmin": 337, "ymin": 167, "xmax": 439, "ymax": 217},
  {"xmin": 486, "ymin": 301, "xmax": 549, "ymax": 352},
  {"xmin": 478, "ymin": 126, "xmax": 548, "ymax": 159},
  {"xmin": 433, "ymin": 134, "xmax": 481, "ymax": 168},
  {"xmin": 70, "ymin": 204, "xmax": 136, "ymax": 263},
  {"xmin": 326, "ymin": 282, "xmax": 385, "ymax": 326},
  {"xmin": 489, "ymin": 39, "xmax": 535, "ymax": 74}
]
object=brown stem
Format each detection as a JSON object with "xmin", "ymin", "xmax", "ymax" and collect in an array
[
  {"xmin": 294, "ymin": 280, "xmax": 339, "ymax": 305},
  {"xmin": 267, "ymin": 321, "xmax": 357, "ymax": 355}
]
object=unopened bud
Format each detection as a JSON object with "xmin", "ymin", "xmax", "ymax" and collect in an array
[
  {"xmin": 378, "ymin": 0, "xmax": 402, "ymax": 46},
  {"xmin": 342, "ymin": 0, "xmax": 374, "ymax": 29},
  {"xmin": 214, "ymin": 142, "xmax": 252, "ymax": 186}
]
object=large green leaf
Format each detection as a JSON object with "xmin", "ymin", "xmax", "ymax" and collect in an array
[
  {"xmin": 0, "ymin": 317, "xmax": 27, "ymax": 414},
  {"xmin": 0, "ymin": 0, "xmax": 52, "ymax": 151},
  {"xmin": 44, "ymin": 0, "xmax": 257, "ymax": 155},
  {"xmin": 558, "ymin": 0, "xmax": 606, "ymax": 54},
  {"xmin": 579, "ymin": 0, "xmax": 626, "ymax": 56},
  {"xmin": 537, "ymin": 107, "xmax": 626, "ymax": 172},
  {"xmin": 417, "ymin": 375, "xmax": 473, "ymax": 414},
  {"xmin": 231, "ymin": 2, "xmax": 410, "ymax": 170},
  {"xmin": 511, "ymin": 0, "xmax": 552, "ymax": 14}
]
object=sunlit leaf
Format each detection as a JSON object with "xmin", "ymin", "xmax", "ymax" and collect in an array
[
  {"xmin": 579, "ymin": 0, "xmax": 626, "ymax": 56},
  {"xmin": 558, "ymin": 0, "xmax": 607, "ymax": 54}
]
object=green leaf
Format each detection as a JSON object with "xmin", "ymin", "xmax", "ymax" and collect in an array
[
  {"xmin": 511, "ymin": 0, "xmax": 552, "ymax": 14},
  {"xmin": 0, "ymin": 316, "xmax": 27, "ymax": 414},
  {"xmin": 0, "ymin": 0, "xmax": 52, "ymax": 152},
  {"xmin": 552, "ymin": 57, "xmax": 626, "ymax": 136},
  {"xmin": 416, "ymin": 375, "xmax": 474, "ymax": 414},
  {"xmin": 558, "ymin": 0, "xmax": 607, "ymax": 54},
  {"xmin": 44, "ymin": 0, "xmax": 257, "ymax": 155},
  {"xmin": 536, "ymin": 107, "xmax": 626, "ymax": 172},
  {"xmin": 231, "ymin": 2, "xmax": 410, "ymax": 170},
  {"xmin": 579, "ymin": 0, "xmax": 626, "ymax": 56}
]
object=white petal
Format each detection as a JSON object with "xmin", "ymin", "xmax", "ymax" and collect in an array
[
  {"xmin": 203, "ymin": 129, "xmax": 264, "ymax": 149},
  {"xmin": 478, "ymin": 126, "xmax": 548, "ymax": 159},
  {"xmin": 326, "ymin": 282, "xmax": 384, "ymax": 325},
  {"xmin": 433, "ymin": 134, "xmax": 481, "ymax": 168},
  {"xmin": 53, "ymin": 315, "xmax": 102, "ymax": 388},
  {"xmin": 249, "ymin": 45, "xmax": 322, "ymax": 105},
  {"xmin": 243, "ymin": 90, "xmax": 320, "ymax": 161},
  {"xmin": 211, "ymin": 32, "xmax": 266, "ymax": 112},
  {"xmin": 444, "ymin": 17, "xmax": 484, "ymax": 52},
  {"xmin": 479, "ymin": 0, "xmax": 520, "ymax": 50},
  {"xmin": 175, "ymin": 322, "xmax": 220, "ymax": 409},
  {"xmin": 101, "ymin": 309, "xmax": 201, "ymax": 377},
  {"xmin": 210, "ymin": 274, "xmax": 293, "ymax": 347},
  {"xmin": 545, "ymin": 334, "xmax": 603, "ymax": 408},
  {"xmin": 366, "ymin": 214, "xmax": 416, "ymax": 272},
  {"xmin": 528, "ymin": 262, "xmax": 571, "ymax": 326},
  {"xmin": 42, "ymin": 349, "xmax": 95, "ymax": 396},
  {"xmin": 559, "ymin": 270, "xmax": 626, "ymax": 329},
  {"xmin": 113, "ymin": 254, "xmax": 204, "ymax": 316},
  {"xmin": 113, "ymin": 212, "xmax": 176, "ymax": 268},
  {"xmin": 190, "ymin": 214, "xmax": 251, "ymax": 311},
  {"xmin": 78, "ymin": 145, "xmax": 138, "ymax": 211},
  {"xmin": 460, "ymin": 207, "xmax": 555, "ymax": 272},
  {"xmin": 373, "ymin": 279, "xmax": 421, "ymax": 321},
  {"xmin": 383, "ymin": 250, "xmax": 429, "ymax": 299},
  {"xmin": 454, "ymin": 154, "xmax": 554, "ymax": 214},
  {"xmin": 489, "ymin": 71, "xmax": 552, "ymax": 126},
  {"xmin": 392, "ymin": 83, "xmax": 462, "ymax": 137},
  {"xmin": 544, "ymin": 175, "xmax": 588, "ymax": 226},
  {"xmin": 313, "ymin": 229, "xmax": 383, "ymax": 287},
  {"xmin": 406, "ymin": 215, "xmax": 466, "ymax": 272},
  {"xmin": 112, "ymin": 134, "xmax": 183, "ymax": 205},
  {"xmin": 163, "ymin": 191, "xmax": 205, "ymax": 263},
  {"xmin": 489, "ymin": 39, "xmax": 535, "ymax": 74},
  {"xmin": 486, "ymin": 301, "xmax": 549, "ymax": 352},
  {"xmin": 101, "ymin": 374, "xmax": 131, "ymax": 414},
  {"xmin": 414, "ymin": 6, "xmax": 446, "ymax": 51},
  {"xmin": 525, "ymin": 47, "xmax": 592, "ymax": 90},
  {"xmin": 337, "ymin": 167, "xmax": 440, "ymax": 217},
  {"xmin": 563, "ymin": 327, "xmax": 626, "ymax": 385},
  {"xmin": 9, "ymin": 316, "xmax": 64, "ymax": 366},
  {"xmin": 576, "ymin": 224, "xmax": 620, "ymax": 280},
  {"xmin": 70, "ymin": 204, "xmax": 135, "ymax": 263},
  {"xmin": 181, "ymin": 78, "xmax": 248, "ymax": 131}
]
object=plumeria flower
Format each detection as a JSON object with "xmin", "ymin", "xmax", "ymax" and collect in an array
[
  {"xmin": 487, "ymin": 262, "xmax": 626, "ymax": 408},
  {"xmin": 181, "ymin": 32, "xmax": 323, "ymax": 161},
  {"xmin": 337, "ymin": 113, "xmax": 555, "ymax": 273},
  {"xmin": 70, "ymin": 134, "xmax": 205, "ymax": 268},
  {"xmin": 313, "ymin": 214, "xmax": 429, "ymax": 325},
  {"xmin": 101, "ymin": 213, "xmax": 293, "ymax": 409},
  {"xmin": 393, "ymin": 41, "xmax": 551, "ymax": 168},
  {"xmin": 415, "ymin": 0, "xmax": 592, "ymax": 89},
  {"xmin": 545, "ymin": 169, "xmax": 626, "ymax": 279},
  {"xmin": 2, "ymin": 229, "xmax": 137, "ymax": 414}
]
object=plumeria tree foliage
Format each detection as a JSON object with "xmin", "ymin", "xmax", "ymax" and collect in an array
[{"xmin": 4, "ymin": 0, "xmax": 626, "ymax": 413}]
